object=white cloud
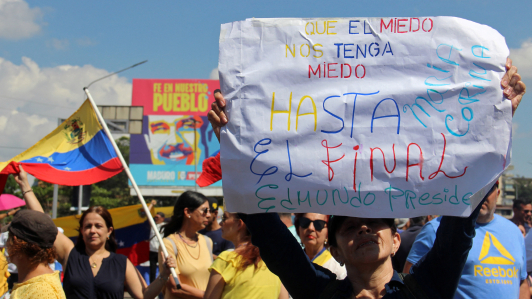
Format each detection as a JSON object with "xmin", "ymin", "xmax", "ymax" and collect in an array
[
  {"xmin": 76, "ymin": 37, "xmax": 97, "ymax": 47},
  {"xmin": 0, "ymin": 56, "xmax": 132, "ymax": 161},
  {"xmin": 0, "ymin": 115, "xmax": 7, "ymax": 131},
  {"xmin": 209, "ymin": 68, "xmax": 219, "ymax": 80},
  {"xmin": 47, "ymin": 38, "xmax": 69, "ymax": 50},
  {"xmin": 0, "ymin": 0, "xmax": 43, "ymax": 40},
  {"xmin": 510, "ymin": 39, "xmax": 532, "ymax": 79}
]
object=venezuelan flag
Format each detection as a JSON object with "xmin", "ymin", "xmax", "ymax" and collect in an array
[
  {"xmin": 0, "ymin": 99, "xmax": 123, "ymax": 192},
  {"xmin": 53, "ymin": 204, "xmax": 156, "ymax": 266}
]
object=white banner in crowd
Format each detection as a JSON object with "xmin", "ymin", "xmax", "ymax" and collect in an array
[{"xmin": 218, "ymin": 17, "xmax": 511, "ymax": 217}]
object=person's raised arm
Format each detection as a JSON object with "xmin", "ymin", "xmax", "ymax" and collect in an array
[
  {"xmin": 13, "ymin": 165, "xmax": 43, "ymax": 213},
  {"xmin": 409, "ymin": 60, "xmax": 526, "ymax": 298},
  {"xmin": 207, "ymin": 90, "xmax": 228, "ymax": 142},
  {"xmin": 13, "ymin": 165, "xmax": 74, "ymax": 267},
  {"xmin": 240, "ymin": 213, "xmax": 334, "ymax": 299},
  {"xmin": 502, "ymin": 58, "xmax": 526, "ymax": 116},
  {"xmin": 208, "ymin": 92, "xmax": 334, "ymax": 298},
  {"xmin": 0, "ymin": 208, "xmax": 20, "ymax": 222}
]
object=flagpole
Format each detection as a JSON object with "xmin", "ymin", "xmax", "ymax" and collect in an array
[{"xmin": 83, "ymin": 87, "xmax": 181, "ymax": 289}]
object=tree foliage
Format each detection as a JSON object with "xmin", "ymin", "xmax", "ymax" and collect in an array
[{"xmin": 515, "ymin": 177, "xmax": 532, "ymax": 202}]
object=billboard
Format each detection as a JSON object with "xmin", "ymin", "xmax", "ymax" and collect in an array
[{"xmin": 130, "ymin": 79, "xmax": 221, "ymax": 187}]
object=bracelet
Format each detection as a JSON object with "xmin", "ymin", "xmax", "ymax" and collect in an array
[
  {"xmin": 22, "ymin": 190, "xmax": 33, "ymax": 196},
  {"xmin": 159, "ymin": 275, "xmax": 170, "ymax": 282}
]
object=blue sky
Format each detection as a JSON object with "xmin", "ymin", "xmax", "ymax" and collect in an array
[{"xmin": 1, "ymin": 0, "xmax": 531, "ymax": 176}]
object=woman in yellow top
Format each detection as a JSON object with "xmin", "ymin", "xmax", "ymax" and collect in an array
[
  {"xmin": 159, "ymin": 191, "xmax": 214, "ymax": 298},
  {"xmin": 15, "ymin": 166, "xmax": 176, "ymax": 299},
  {"xmin": 295, "ymin": 213, "xmax": 346, "ymax": 279},
  {"xmin": 6, "ymin": 209, "xmax": 65, "ymax": 299},
  {"xmin": 204, "ymin": 211, "xmax": 288, "ymax": 299}
]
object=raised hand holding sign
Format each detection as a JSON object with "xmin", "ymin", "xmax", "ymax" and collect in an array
[{"xmin": 215, "ymin": 17, "xmax": 526, "ymax": 217}]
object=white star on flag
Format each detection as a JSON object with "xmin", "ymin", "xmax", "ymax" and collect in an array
[
  {"xmin": 64, "ymin": 167, "xmax": 71, "ymax": 171},
  {"xmin": 119, "ymin": 241, "xmax": 125, "ymax": 247},
  {"xmin": 47, "ymin": 157, "xmax": 54, "ymax": 162},
  {"xmin": 36, "ymin": 157, "xmax": 43, "ymax": 162}
]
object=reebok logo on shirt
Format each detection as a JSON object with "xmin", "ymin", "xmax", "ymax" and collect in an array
[{"xmin": 473, "ymin": 232, "xmax": 518, "ymax": 284}]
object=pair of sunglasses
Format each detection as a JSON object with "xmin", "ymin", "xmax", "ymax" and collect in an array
[{"xmin": 300, "ymin": 217, "xmax": 327, "ymax": 231}]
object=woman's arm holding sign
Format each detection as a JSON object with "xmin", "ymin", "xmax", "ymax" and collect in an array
[
  {"xmin": 502, "ymin": 58, "xmax": 526, "ymax": 116},
  {"xmin": 239, "ymin": 212, "xmax": 335, "ymax": 299},
  {"xmin": 209, "ymin": 91, "xmax": 338, "ymax": 298}
]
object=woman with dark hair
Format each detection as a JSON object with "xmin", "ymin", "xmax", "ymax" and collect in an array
[
  {"xmin": 7, "ymin": 209, "xmax": 65, "ymax": 298},
  {"xmin": 294, "ymin": 213, "xmax": 346, "ymax": 279},
  {"xmin": 158, "ymin": 191, "xmax": 214, "ymax": 299},
  {"xmin": 204, "ymin": 211, "xmax": 288, "ymax": 299},
  {"xmin": 14, "ymin": 166, "xmax": 176, "ymax": 299}
]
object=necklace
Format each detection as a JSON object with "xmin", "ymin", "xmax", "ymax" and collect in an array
[
  {"xmin": 176, "ymin": 233, "xmax": 201, "ymax": 260},
  {"xmin": 177, "ymin": 233, "xmax": 198, "ymax": 248},
  {"xmin": 89, "ymin": 258, "xmax": 98, "ymax": 269}
]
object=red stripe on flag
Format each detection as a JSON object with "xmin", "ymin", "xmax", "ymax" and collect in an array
[
  {"xmin": 117, "ymin": 241, "xmax": 150, "ymax": 266},
  {"xmin": 0, "ymin": 158, "xmax": 123, "ymax": 192}
]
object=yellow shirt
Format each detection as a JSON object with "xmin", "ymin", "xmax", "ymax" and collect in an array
[
  {"xmin": 159, "ymin": 234, "xmax": 213, "ymax": 298},
  {"xmin": 210, "ymin": 251, "xmax": 281, "ymax": 299},
  {"xmin": 11, "ymin": 271, "xmax": 66, "ymax": 299},
  {"xmin": 0, "ymin": 253, "xmax": 9, "ymax": 297}
]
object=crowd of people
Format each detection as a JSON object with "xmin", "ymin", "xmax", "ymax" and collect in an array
[{"xmin": 0, "ymin": 58, "xmax": 526, "ymax": 299}]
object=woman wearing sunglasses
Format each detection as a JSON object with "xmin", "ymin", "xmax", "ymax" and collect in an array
[
  {"xmin": 294, "ymin": 214, "xmax": 346, "ymax": 279},
  {"xmin": 204, "ymin": 211, "xmax": 288, "ymax": 299},
  {"xmin": 159, "ymin": 191, "xmax": 214, "ymax": 299}
]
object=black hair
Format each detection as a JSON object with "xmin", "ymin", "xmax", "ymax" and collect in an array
[
  {"xmin": 409, "ymin": 216, "xmax": 427, "ymax": 226},
  {"xmin": 327, "ymin": 217, "xmax": 396, "ymax": 247},
  {"xmin": 513, "ymin": 199, "xmax": 530, "ymax": 210},
  {"xmin": 162, "ymin": 191, "xmax": 208, "ymax": 237}
]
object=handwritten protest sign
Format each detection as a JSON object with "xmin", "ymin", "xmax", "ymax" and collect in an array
[{"xmin": 218, "ymin": 17, "xmax": 511, "ymax": 217}]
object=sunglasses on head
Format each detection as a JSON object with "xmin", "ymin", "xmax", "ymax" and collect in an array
[{"xmin": 299, "ymin": 217, "xmax": 327, "ymax": 231}]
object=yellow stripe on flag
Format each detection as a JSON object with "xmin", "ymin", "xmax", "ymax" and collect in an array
[
  {"xmin": 53, "ymin": 204, "xmax": 156, "ymax": 238},
  {"xmin": 0, "ymin": 99, "xmax": 102, "ymax": 170}
]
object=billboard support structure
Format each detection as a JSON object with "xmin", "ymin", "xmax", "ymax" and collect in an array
[{"xmin": 184, "ymin": 118, "xmax": 199, "ymax": 192}]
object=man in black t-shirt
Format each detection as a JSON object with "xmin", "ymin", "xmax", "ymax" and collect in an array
[{"xmin": 199, "ymin": 197, "xmax": 234, "ymax": 258}]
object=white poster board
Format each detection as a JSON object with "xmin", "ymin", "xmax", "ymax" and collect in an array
[{"xmin": 218, "ymin": 17, "xmax": 511, "ymax": 217}]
